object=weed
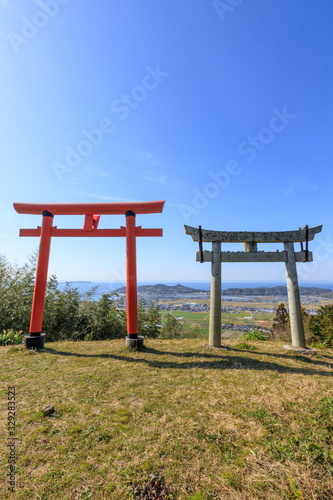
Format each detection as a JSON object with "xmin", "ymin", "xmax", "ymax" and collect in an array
[
  {"xmin": 204, "ymin": 431, "xmax": 239, "ymax": 464},
  {"xmin": 131, "ymin": 472, "xmax": 175, "ymax": 499},
  {"xmin": 0, "ymin": 329, "xmax": 23, "ymax": 345},
  {"xmin": 247, "ymin": 407, "xmax": 279, "ymax": 426},
  {"xmin": 235, "ymin": 341, "xmax": 257, "ymax": 350},
  {"xmin": 242, "ymin": 330, "xmax": 267, "ymax": 341},
  {"xmin": 222, "ymin": 471, "xmax": 243, "ymax": 491},
  {"xmin": 184, "ymin": 493, "xmax": 206, "ymax": 500},
  {"xmin": 287, "ymin": 477, "xmax": 304, "ymax": 499}
]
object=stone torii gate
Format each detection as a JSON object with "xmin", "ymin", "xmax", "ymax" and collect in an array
[
  {"xmin": 14, "ymin": 201, "xmax": 165, "ymax": 350},
  {"xmin": 184, "ymin": 224, "xmax": 323, "ymax": 349}
]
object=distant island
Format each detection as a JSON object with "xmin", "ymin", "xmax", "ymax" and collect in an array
[
  {"xmin": 59, "ymin": 281, "xmax": 92, "ymax": 284},
  {"xmin": 114, "ymin": 283, "xmax": 207, "ymax": 294},
  {"xmin": 70, "ymin": 281, "xmax": 92, "ymax": 283},
  {"xmin": 113, "ymin": 283, "xmax": 333, "ymax": 298}
]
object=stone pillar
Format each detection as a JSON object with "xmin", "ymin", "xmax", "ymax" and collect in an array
[
  {"xmin": 209, "ymin": 241, "xmax": 221, "ymax": 347},
  {"xmin": 284, "ymin": 241, "xmax": 306, "ymax": 348}
]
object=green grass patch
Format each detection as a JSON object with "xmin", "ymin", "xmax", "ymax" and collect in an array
[
  {"xmin": 161, "ymin": 310, "xmax": 208, "ymax": 321},
  {"xmin": 235, "ymin": 341, "xmax": 257, "ymax": 350}
]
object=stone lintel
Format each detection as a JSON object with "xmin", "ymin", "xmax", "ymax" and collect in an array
[
  {"xmin": 185, "ymin": 225, "xmax": 322, "ymax": 243},
  {"xmin": 195, "ymin": 251, "xmax": 313, "ymax": 263}
]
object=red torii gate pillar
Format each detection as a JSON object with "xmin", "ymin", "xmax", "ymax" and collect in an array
[{"xmin": 14, "ymin": 201, "xmax": 165, "ymax": 350}]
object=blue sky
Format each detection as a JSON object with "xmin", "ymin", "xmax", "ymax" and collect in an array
[{"xmin": 0, "ymin": 0, "xmax": 332, "ymax": 283}]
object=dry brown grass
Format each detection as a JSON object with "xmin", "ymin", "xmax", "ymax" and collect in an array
[{"xmin": 1, "ymin": 338, "xmax": 333, "ymax": 499}]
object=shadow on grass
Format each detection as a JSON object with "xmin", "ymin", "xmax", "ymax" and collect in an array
[{"xmin": 42, "ymin": 345, "xmax": 333, "ymax": 377}]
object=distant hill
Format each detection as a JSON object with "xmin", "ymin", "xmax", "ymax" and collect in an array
[
  {"xmin": 114, "ymin": 283, "xmax": 207, "ymax": 294},
  {"xmin": 59, "ymin": 281, "xmax": 92, "ymax": 284},
  {"xmin": 223, "ymin": 286, "xmax": 333, "ymax": 297},
  {"xmin": 114, "ymin": 283, "xmax": 333, "ymax": 298}
]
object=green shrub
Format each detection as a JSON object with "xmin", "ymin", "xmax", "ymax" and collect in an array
[
  {"xmin": 0, "ymin": 254, "xmax": 129, "ymax": 342},
  {"xmin": 306, "ymin": 304, "xmax": 333, "ymax": 348},
  {"xmin": 79, "ymin": 292, "xmax": 126, "ymax": 341},
  {"xmin": 159, "ymin": 314, "xmax": 183, "ymax": 339},
  {"xmin": 180, "ymin": 325, "xmax": 207, "ymax": 339},
  {"xmin": 0, "ymin": 329, "xmax": 24, "ymax": 345},
  {"xmin": 43, "ymin": 278, "xmax": 82, "ymax": 341},
  {"xmin": 0, "ymin": 254, "xmax": 35, "ymax": 332},
  {"xmin": 242, "ymin": 330, "xmax": 267, "ymax": 341},
  {"xmin": 138, "ymin": 299, "xmax": 161, "ymax": 338}
]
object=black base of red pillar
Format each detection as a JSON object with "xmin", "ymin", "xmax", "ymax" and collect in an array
[
  {"xmin": 125, "ymin": 335, "xmax": 144, "ymax": 350},
  {"xmin": 24, "ymin": 333, "xmax": 45, "ymax": 350}
]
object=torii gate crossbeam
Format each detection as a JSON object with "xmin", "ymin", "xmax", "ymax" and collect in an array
[{"xmin": 14, "ymin": 201, "xmax": 165, "ymax": 350}]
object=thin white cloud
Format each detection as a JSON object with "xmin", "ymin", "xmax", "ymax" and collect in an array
[
  {"xmin": 138, "ymin": 169, "xmax": 181, "ymax": 190},
  {"xmin": 139, "ymin": 170, "xmax": 167, "ymax": 184},
  {"xmin": 74, "ymin": 191, "xmax": 134, "ymax": 203},
  {"xmin": 294, "ymin": 180, "xmax": 319, "ymax": 190},
  {"xmin": 133, "ymin": 150, "xmax": 163, "ymax": 166},
  {"xmin": 282, "ymin": 178, "xmax": 319, "ymax": 198},
  {"xmin": 131, "ymin": 150, "xmax": 181, "ymax": 188},
  {"xmin": 66, "ymin": 164, "xmax": 113, "ymax": 182}
]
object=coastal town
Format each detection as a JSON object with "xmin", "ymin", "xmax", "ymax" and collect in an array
[{"xmin": 114, "ymin": 283, "xmax": 328, "ymax": 332}]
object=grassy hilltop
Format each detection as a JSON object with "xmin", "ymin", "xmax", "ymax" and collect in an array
[{"xmin": 1, "ymin": 338, "xmax": 333, "ymax": 500}]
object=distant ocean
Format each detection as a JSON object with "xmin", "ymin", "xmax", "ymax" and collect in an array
[{"xmin": 58, "ymin": 280, "xmax": 333, "ymax": 299}]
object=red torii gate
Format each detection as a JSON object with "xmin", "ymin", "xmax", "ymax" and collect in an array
[{"xmin": 13, "ymin": 201, "xmax": 165, "ymax": 350}]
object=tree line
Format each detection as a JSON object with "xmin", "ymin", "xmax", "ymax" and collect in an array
[
  {"xmin": 0, "ymin": 254, "xmax": 332, "ymax": 347},
  {"xmin": 0, "ymin": 254, "xmax": 182, "ymax": 345},
  {"xmin": 270, "ymin": 303, "xmax": 333, "ymax": 348}
]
